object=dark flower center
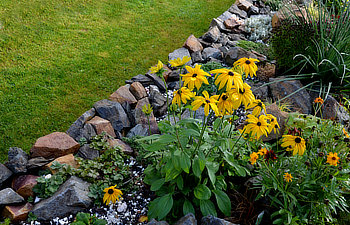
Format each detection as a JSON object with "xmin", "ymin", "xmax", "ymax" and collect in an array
[
  {"xmin": 295, "ymin": 137, "xmax": 301, "ymax": 143},
  {"xmin": 275, "ymin": 124, "xmax": 278, "ymax": 128},
  {"xmin": 228, "ymin": 71, "xmax": 234, "ymax": 76},
  {"xmin": 206, "ymin": 100, "xmax": 210, "ymax": 103},
  {"xmin": 258, "ymin": 102, "xmax": 262, "ymax": 107},
  {"xmin": 271, "ymin": 118, "xmax": 274, "ymax": 122},
  {"xmin": 108, "ymin": 189, "xmax": 114, "ymax": 194},
  {"xmin": 239, "ymin": 88, "xmax": 245, "ymax": 94},
  {"xmin": 177, "ymin": 90, "xmax": 182, "ymax": 95},
  {"xmin": 192, "ymin": 73, "xmax": 197, "ymax": 77},
  {"xmin": 332, "ymin": 157, "xmax": 336, "ymax": 160},
  {"xmin": 257, "ymin": 122, "xmax": 261, "ymax": 126},
  {"xmin": 245, "ymin": 60, "xmax": 251, "ymax": 64},
  {"xmin": 222, "ymin": 95, "xmax": 228, "ymax": 100}
]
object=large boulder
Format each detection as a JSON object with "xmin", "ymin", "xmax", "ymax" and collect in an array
[
  {"xmin": 66, "ymin": 108, "xmax": 96, "ymax": 142},
  {"xmin": 183, "ymin": 35, "xmax": 203, "ymax": 53},
  {"xmin": 6, "ymin": 147, "xmax": 29, "ymax": 174},
  {"xmin": 30, "ymin": 132, "xmax": 80, "ymax": 159},
  {"xmin": 93, "ymin": 99, "xmax": 131, "ymax": 132},
  {"xmin": 0, "ymin": 188, "xmax": 24, "ymax": 206},
  {"xmin": 31, "ymin": 176, "xmax": 92, "ymax": 221}
]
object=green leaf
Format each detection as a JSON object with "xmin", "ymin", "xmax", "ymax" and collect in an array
[
  {"xmin": 212, "ymin": 190, "xmax": 231, "ymax": 216},
  {"xmin": 165, "ymin": 161, "xmax": 181, "ymax": 182},
  {"xmin": 192, "ymin": 157, "xmax": 205, "ymax": 178},
  {"xmin": 180, "ymin": 152, "xmax": 191, "ymax": 173},
  {"xmin": 194, "ymin": 184, "xmax": 211, "ymax": 200},
  {"xmin": 176, "ymin": 175, "xmax": 184, "ymax": 190},
  {"xmin": 223, "ymin": 152, "xmax": 246, "ymax": 176},
  {"xmin": 76, "ymin": 212, "xmax": 90, "ymax": 224},
  {"xmin": 183, "ymin": 199, "xmax": 195, "ymax": 215},
  {"xmin": 148, "ymin": 194, "xmax": 173, "ymax": 220},
  {"xmin": 172, "ymin": 150, "xmax": 182, "ymax": 170},
  {"xmin": 200, "ymin": 200, "xmax": 217, "ymax": 217},
  {"xmin": 71, "ymin": 222, "xmax": 86, "ymax": 225},
  {"xmin": 213, "ymin": 118, "xmax": 221, "ymax": 130},
  {"xmin": 151, "ymin": 178, "xmax": 165, "ymax": 191},
  {"xmin": 206, "ymin": 161, "xmax": 219, "ymax": 186},
  {"xmin": 93, "ymin": 219, "xmax": 107, "ymax": 225}
]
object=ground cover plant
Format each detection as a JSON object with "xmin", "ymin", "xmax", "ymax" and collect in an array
[{"xmin": 0, "ymin": 0, "xmax": 233, "ymax": 162}]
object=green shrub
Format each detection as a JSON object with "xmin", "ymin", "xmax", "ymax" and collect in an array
[{"xmin": 237, "ymin": 40, "xmax": 273, "ymax": 60}]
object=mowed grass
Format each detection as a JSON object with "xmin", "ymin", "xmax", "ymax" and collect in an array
[{"xmin": 0, "ymin": 0, "xmax": 233, "ymax": 162}]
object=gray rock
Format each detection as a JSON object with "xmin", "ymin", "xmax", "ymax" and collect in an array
[
  {"xmin": 322, "ymin": 96, "xmax": 350, "ymax": 124},
  {"xmin": 201, "ymin": 215, "xmax": 238, "ymax": 225},
  {"xmin": 134, "ymin": 97, "xmax": 160, "ymax": 134},
  {"xmin": 246, "ymin": 81, "xmax": 269, "ymax": 102},
  {"xmin": 218, "ymin": 11, "xmax": 234, "ymax": 21},
  {"xmin": 0, "ymin": 163, "xmax": 13, "ymax": 186},
  {"xmin": 198, "ymin": 38, "xmax": 212, "ymax": 48},
  {"xmin": 149, "ymin": 85, "xmax": 167, "ymax": 117},
  {"xmin": 66, "ymin": 108, "xmax": 96, "ymax": 142},
  {"xmin": 228, "ymin": 4, "xmax": 248, "ymax": 19},
  {"xmin": 191, "ymin": 51, "xmax": 204, "ymax": 63},
  {"xmin": 202, "ymin": 26, "xmax": 221, "ymax": 43},
  {"xmin": 76, "ymin": 144, "xmax": 99, "ymax": 160},
  {"xmin": 93, "ymin": 99, "xmax": 131, "ymax": 132},
  {"xmin": 167, "ymin": 70, "xmax": 180, "ymax": 82},
  {"xmin": 224, "ymin": 47, "xmax": 258, "ymax": 66},
  {"xmin": 168, "ymin": 81, "xmax": 180, "ymax": 90},
  {"xmin": 125, "ymin": 74, "xmax": 154, "ymax": 86},
  {"xmin": 79, "ymin": 123, "xmax": 97, "ymax": 142},
  {"xmin": 219, "ymin": 46, "xmax": 230, "ymax": 55},
  {"xmin": 174, "ymin": 213, "xmax": 197, "ymax": 225},
  {"xmin": 145, "ymin": 73, "xmax": 167, "ymax": 93},
  {"xmin": 31, "ymin": 176, "xmax": 92, "ymax": 221},
  {"xmin": 168, "ymin": 47, "xmax": 192, "ymax": 66},
  {"xmin": 171, "ymin": 107, "xmax": 205, "ymax": 125},
  {"xmin": 228, "ymin": 33, "xmax": 247, "ymax": 41},
  {"xmin": 26, "ymin": 157, "xmax": 51, "ymax": 170},
  {"xmin": 269, "ymin": 78, "xmax": 312, "ymax": 114},
  {"xmin": 217, "ymin": 34, "xmax": 230, "ymax": 46},
  {"xmin": 210, "ymin": 18, "xmax": 230, "ymax": 33},
  {"xmin": 6, "ymin": 147, "xmax": 29, "ymax": 174},
  {"xmin": 126, "ymin": 124, "xmax": 150, "ymax": 138},
  {"xmin": 0, "ymin": 188, "xmax": 25, "ymax": 206},
  {"xmin": 202, "ymin": 47, "xmax": 222, "ymax": 61},
  {"xmin": 147, "ymin": 219, "xmax": 169, "ymax": 225},
  {"xmin": 248, "ymin": 5, "xmax": 259, "ymax": 16}
]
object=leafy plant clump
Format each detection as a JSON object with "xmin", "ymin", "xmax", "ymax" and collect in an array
[
  {"xmin": 71, "ymin": 212, "xmax": 107, "ymax": 225},
  {"xmin": 237, "ymin": 40, "xmax": 273, "ymax": 60}
]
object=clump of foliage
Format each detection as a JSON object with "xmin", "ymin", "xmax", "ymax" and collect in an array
[
  {"xmin": 71, "ymin": 212, "xmax": 107, "ymax": 225},
  {"xmin": 237, "ymin": 40, "xmax": 273, "ymax": 60}
]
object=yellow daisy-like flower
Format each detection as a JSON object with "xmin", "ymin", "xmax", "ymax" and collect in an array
[
  {"xmin": 249, "ymin": 152, "xmax": 259, "ymax": 165},
  {"xmin": 281, "ymin": 135, "xmax": 306, "ymax": 156},
  {"xmin": 229, "ymin": 83, "xmax": 255, "ymax": 109},
  {"xmin": 169, "ymin": 56, "xmax": 191, "ymax": 67},
  {"xmin": 326, "ymin": 152, "xmax": 340, "ymax": 166},
  {"xmin": 149, "ymin": 60, "xmax": 164, "ymax": 74},
  {"xmin": 211, "ymin": 68, "xmax": 243, "ymax": 91},
  {"xmin": 266, "ymin": 114, "xmax": 280, "ymax": 134},
  {"xmin": 258, "ymin": 148, "xmax": 268, "ymax": 156},
  {"xmin": 192, "ymin": 90, "xmax": 219, "ymax": 116},
  {"xmin": 217, "ymin": 93, "xmax": 234, "ymax": 115},
  {"xmin": 233, "ymin": 57, "xmax": 259, "ymax": 77},
  {"xmin": 244, "ymin": 114, "xmax": 270, "ymax": 139},
  {"xmin": 283, "ymin": 172, "xmax": 293, "ymax": 182},
  {"xmin": 103, "ymin": 185, "xmax": 123, "ymax": 205},
  {"xmin": 181, "ymin": 65, "xmax": 209, "ymax": 90},
  {"xmin": 247, "ymin": 99, "xmax": 266, "ymax": 117},
  {"xmin": 172, "ymin": 87, "xmax": 195, "ymax": 107},
  {"xmin": 314, "ymin": 97, "xmax": 324, "ymax": 104},
  {"xmin": 343, "ymin": 128, "xmax": 350, "ymax": 138}
]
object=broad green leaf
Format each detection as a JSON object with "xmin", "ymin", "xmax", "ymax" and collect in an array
[
  {"xmin": 213, "ymin": 117, "xmax": 222, "ymax": 130},
  {"xmin": 206, "ymin": 161, "xmax": 219, "ymax": 186},
  {"xmin": 157, "ymin": 134, "xmax": 176, "ymax": 144},
  {"xmin": 180, "ymin": 152, "xmax": 191, "ymax": 173},
  {"xmin": 165, "ymin": 161, "xmax": 181, "ymax": 182},
  {"xmin": 213, "ymin": 190, "xmax": 231, "ymax": 216},
  {"xmin": 223, "ymin": 151, "xmax": 246, "ymax": 177},
  {"xmin": 76, "ymin": 213, "xmax": 89, "ymax": 224},
  {"xmin": 148, "ymin": 194, "xmax": 173, "ymax": 220},
  {"xmin": 194, "ymin": 184, "xmax": 211, "ymax": 200},
  {"xmin": 176, "ymin": 175, "xmax": 184, "ymax": 190},
  {"xmin": 71, "ymin": 222, "xmax": 86, "ymax": 225},
  {"xmin": 183, "ymin": 199, "xmax": 195, "ymax": 215},
  {"xmin": 172, "ymin": 150, "xmax": 182, "ymax": 170},
  {"xmin": 151, "ymin": 178, "xmax": 165, "ymax": 191},
  {"xmin": 93, "ymin": 219, "xmax": 107, "ymax": 225},
  {"xmin": 192, "ymin": 157, "xmax": 205, "ymax": 178},
  {"xmin": 200, "ymin": 199, "xmax": 217, "ymax": 217},
  {"xmin": 181, "ymin": 129, "xmax": 200, "ymax": 138}
]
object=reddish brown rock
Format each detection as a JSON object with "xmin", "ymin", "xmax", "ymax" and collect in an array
[
  {"xmin": 12, "ymin": 175, "xmax": 39, "ymax": 199},
  {"xmin": 107, "ymin": 138, "xmax": 133, "ymax": 155},
  {"xmin": 87, "ymin": 116, "xmax": 116, "ymax": 137},
  {"xmin": 2, "ymin": 203, "xmax": 33, "ymax": 223},
  {"xmin": 183, "ymin": 35, "xmax": 203, "ymax": 53},
  {"xmin": 30, "ymin": 132, "xmax": 80, "ymax": 159},
  {"xmin": 263, "ymin": 103, "xmax": 289, "ymax": 141},
  {"xmin": 109, "ymin": 85, "xmax": 138, "ymax": 106},
  {"xmin": 236, "ymin": 0, "xmax": 253, "ymax": 12},
  {"xmin": 45, "ymin": 154, "xmax": 79, "ymax": 173},
  {"xmin": 224, "ymin": 16, "xmax": 243, "ymax": 30},
  {"xmin": 257, "ymin": 63, "xmax": 276, "ymax": 82},
  {"xmin": 129, "ymin": 82, "xmax": 148, "ymax": 100},
  {"xmin": 134, "ymin": 97, "xmax": 159, "ymax": 134}
]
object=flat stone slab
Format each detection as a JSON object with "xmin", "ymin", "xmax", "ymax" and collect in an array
[{"xmin": 0, "ymin": 188, "xmax": 24, "ymax": 206}]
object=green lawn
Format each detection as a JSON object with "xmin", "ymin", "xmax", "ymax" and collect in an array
[{"xmin": 0, "ymin": 0, "xmax": 233, "ymax": 162}]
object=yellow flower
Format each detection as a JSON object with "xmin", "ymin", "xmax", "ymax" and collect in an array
[
  {"xmin": 233, "ymin": 57, "xmax": 259, "ymax": 77},
  {"xmin": 247, "ymin": 99, "xmax": 266, "ymax": 117},
  {"xmin": 149, "ymin": 60, "xmax": 164, "ymax": 74},
  {"xmin": 211, "ymin": 68, "xmax": 243, "ymax": 91},
  {"xmin": 217, "ymin": 93, "xmax": 234, "ymax": 115},
  {"xmin": 229, "ymin": 83, "xmax": 255, "ymax": 109},
  {"xmin": 192, "ymin": 90, "xmax": 219, "ymax": 116},
  {"xmin": 258, "ymin": 148, "xmax": 268, "ymax": 156},
  {"xmin": 169, "ymin": 56, "xmax": 191, "ymax": 67},
  {"xmin": 266, "ymin": 114, "xmax": 280, "ymax": 134},
  {"xmin": 327, "ymin": 152, "xmax": 340, "ymax": 166},
  {"xmin": 314, "ymin": 97, "xmax": 324, "ymax": 104},
  {"xmin": 283, "ymin": 172, "xmax": 293, "ymax": 182},
  {"xmin": 244, "ymin": 114, "xmax": 270, "ymax": 139},
  {"xmin": 181, "ymin": 65, "xmax": 209, "ymax": 90},
  {"xmin": 142, "ymin": 104, "xmax": 153, "ymax": 116},
  {"xmin": 103, "ymin": 185, "xmax": 123, "ymax": 205},
  {"xmin": 172, "ymin": 87, "xmax": 195, "ymax": 106},
  {"xmin": 343, "ymin": 128, "xmax": 350, "ymax": 138},
  {"xmin": 249, "ymin": 152, "xmax": 259, "ymax": 165},
  {"xmin": 281, "ymin": 135, "xmax": 306, "ymax": 156}
]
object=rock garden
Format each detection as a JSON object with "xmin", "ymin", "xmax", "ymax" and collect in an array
[{"xmin": 0, "ymin": 0, "xmax": 350, "ymax": 224}]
